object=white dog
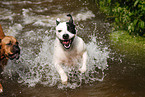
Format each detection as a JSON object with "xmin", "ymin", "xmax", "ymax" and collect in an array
[{"xmin": 53, "ymin": 14, "xmax": 87, "ymax": 84}]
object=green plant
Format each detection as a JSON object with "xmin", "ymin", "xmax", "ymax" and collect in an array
[{"xmin": 97, "ymin": 0, "xmax": 145, "ymax": 36}]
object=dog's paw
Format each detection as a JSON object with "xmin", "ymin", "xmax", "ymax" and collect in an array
[
  {"xmin": 61, "ymin": 75, "xmax": 68, "ymax": 85},
  {"xmin": 62, "ymin": 80, "xmax": 67, "ymax": 85},
  {"xmin": 79, "ymin": 67, "xmax": 86, "ymax": 73}
]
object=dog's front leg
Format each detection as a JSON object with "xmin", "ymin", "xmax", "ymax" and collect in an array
[
  {"xmin": 54, "ymin": 63, "xmax": 68, "ymax": 84},
  {"xmin": 79, "ymin": 51, "xmax": 87, "ymax": 73}
]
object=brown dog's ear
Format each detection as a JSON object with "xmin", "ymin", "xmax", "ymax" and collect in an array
[
  {"xmin": 0, "ymin": 24, "xmax": 5, "ymax": 39},
  {"xmin": 0, "ymin": 39, "xmax": 1, "ymax": 49}
]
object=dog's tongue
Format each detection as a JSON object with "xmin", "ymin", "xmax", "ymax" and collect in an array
[
  {"xmin": 62, "ymin": 41, "xmax": 70, "ymax": 45},
  {"xmin": 62, "ymin": 40, "xmax": 71, "ymax": 49},
  {"xmin": 61, "ymin": 39, "xmax": 71, "ymax": 49}
]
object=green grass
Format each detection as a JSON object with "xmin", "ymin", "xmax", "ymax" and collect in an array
[{"xmin": 110, "ymin": 31, "xmax": 145, "ymax": 54}]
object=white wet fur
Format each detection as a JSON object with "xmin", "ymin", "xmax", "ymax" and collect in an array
[{"xmin": 53, "ymin": 16, "xmax": 87, "ymax": 84}]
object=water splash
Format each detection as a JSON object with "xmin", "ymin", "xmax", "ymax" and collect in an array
[
  {"xmin": 2, "ymin": 7, "xmax": 109, "ymax": 89},
  {"xmin": 5, "ymin": 24, "xmax": 23, "ymax": 36},
  {"xmin": 22, "ymin": 8, "xmax": 95, "ymax": 27},
  {"xmin": 3, "ymin": 32, "xmax": 109, "ymax": 89},
  {"xmin": 0, "ymin": 8, "xmax": 16, "ymax": 21},
  {"xmin": 1, "ymin": 0, "xmax": 53, "ymax": 5}
]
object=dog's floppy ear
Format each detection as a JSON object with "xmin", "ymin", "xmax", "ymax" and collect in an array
[
  {"xmin": 56, "ymin": 18, "xmax": 60, "ymax": 25},
  {"xmin": 0, "ymin": 39, "xmax": 1, "ymax": 49},
  {"xmin": 0, "ymin": 24, "xmax": 5, "ymax": 39},
  {"xmin": 67, "ymin": 14, "xmax": 73, "ymax": 24}
]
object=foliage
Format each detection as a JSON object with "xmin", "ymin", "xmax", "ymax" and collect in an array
[{"xmin": 96, "ymin": 0, "xmax": 145, "ymax": 36}]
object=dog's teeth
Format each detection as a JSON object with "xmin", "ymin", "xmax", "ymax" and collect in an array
[{"xmin": 64, "ymin": 44, "xmax": 70, "ymax": 49}]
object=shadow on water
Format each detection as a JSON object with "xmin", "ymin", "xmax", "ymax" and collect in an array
[{"xmin": 0, "ymin": 0, "xmax": 145, "ymax": 97}]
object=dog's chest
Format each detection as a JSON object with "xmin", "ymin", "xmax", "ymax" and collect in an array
[{"xmin": 60, "ymin": 50, "xmax": 82, "ymax": 66}]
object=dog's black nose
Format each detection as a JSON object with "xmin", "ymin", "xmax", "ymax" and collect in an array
[
  {"xmin": 63, "ymin": 34, "xmax": 69, "ymax": 39},
  {"xmin": 12, "ymin": 45, "xmax": 20, "ymax": 53}
]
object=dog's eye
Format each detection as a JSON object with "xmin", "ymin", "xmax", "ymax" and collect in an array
[
  {"xmin": 58, "ymin": 30, "xmax": 62, "ymax": 33},
  {"xmin": 16, "ymin": 42, "xmax": 19, "ymax": 45}
]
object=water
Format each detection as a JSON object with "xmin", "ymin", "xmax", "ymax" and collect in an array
[{"xmin": 0, "ymin": 0, "xmax": 145, "ymax": 97}]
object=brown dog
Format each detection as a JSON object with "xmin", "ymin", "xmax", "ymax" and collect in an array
[{"xmin": 0, "ymin": 24, "xmax": 20, "ymax": 93}]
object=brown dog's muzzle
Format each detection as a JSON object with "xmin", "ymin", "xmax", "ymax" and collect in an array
[
  {"xmin": 1, "ymin": 36, "xmax": 20, "ymax": 61},
  {"xmin": 8, "ymin": 44, "xmax": 20, "ymax": 60}
]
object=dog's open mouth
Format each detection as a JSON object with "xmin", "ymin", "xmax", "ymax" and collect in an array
[
  {"xmin": 60, "ymin": 37, "xmax": 74, "ymax": 49},
  {"xmin": 9, "ymin": 53, "xmax": 20, "ymax": 60}
]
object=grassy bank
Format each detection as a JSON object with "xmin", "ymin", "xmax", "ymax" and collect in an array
[
  {"xmin": 110, "ymin": 31, "xmax": 145, "ymax": 54},
  {"xmin": 94, "ymin": 0, "xmax": 145, "ymax": 54}
]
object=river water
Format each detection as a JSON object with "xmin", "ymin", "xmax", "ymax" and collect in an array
[{"xmin": 0, "ymin": 0, "xmax": 145, "ymax": 97}]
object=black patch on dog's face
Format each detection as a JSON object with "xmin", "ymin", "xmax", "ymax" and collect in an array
[
  {"xmin": 66, "ymin": 22, "xmax": 76, "ymax": 34},
  {"xmin": 66, "ymin": 14, "xmax": 76, "ymax": 34}
]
